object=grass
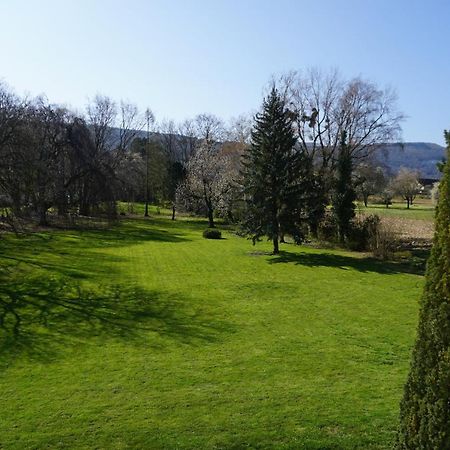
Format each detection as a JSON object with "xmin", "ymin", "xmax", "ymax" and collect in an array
[
  {"xmin": 357, "ymin": 198, "xmax": 435, "ymax": 221},
  {"xmin": 0, "ymin": 210, "xmax": 423, "ymax": 449}
]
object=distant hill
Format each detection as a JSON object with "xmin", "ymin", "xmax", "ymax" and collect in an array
[
  {"xmin": 375, "ymin": 142, "xmax": 445, "ymax": 179},
  {"xmin": 108, "ymin": 128, "xmax": 446, "ymax": 179}
]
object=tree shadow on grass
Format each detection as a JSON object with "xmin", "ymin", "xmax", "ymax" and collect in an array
[
  {"xmin": 0, "ymin": 219, "xmax": 191, "ymax": 260},
  {"xmin": 0, "ymin": 268, "xmax": 230, "ymax": 366},
  {"xmin": 0, "ymin": 221, "xmax": 192, "ymax": 281},
  {"xmin": 82, "ymin": 220, "xmax": 192, "ymax": 246},
  {"xmin": 268, "ymin": 250, "xmax": 424, "ymax": 275}
]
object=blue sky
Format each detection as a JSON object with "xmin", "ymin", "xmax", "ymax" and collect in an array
[{"xmin": 1, "ymin": 0, "xmax": 449, "ymax": 144}]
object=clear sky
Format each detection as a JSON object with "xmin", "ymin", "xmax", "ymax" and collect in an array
[{"xmin": 1, "ymin": 0, "xmax": 449, "ymax": 144}]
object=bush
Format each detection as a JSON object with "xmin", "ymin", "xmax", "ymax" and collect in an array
[
  {"xmin": 370, "ymin": 223, "xmax": 398, "ymax": 260},
  {"xmin": 316, "ymin": 213, "xmax": 397, "ymax": 258},
  {"xmin": 349, "ymin": 214, "xmax": 398, "ymax": 259},
  {"xmin": 203, "ymin": 228, "xmax": 222, "ymax": 239},
  {"xmin": 347, "ymin": 214, "xmax": 381, "ymax": 251},
  {"xmin": 317, "ymin": 213, "xmax": 337, "ymax": 242}
]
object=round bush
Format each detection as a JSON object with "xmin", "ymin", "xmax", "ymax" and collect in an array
[{"xmin": 203, "ymin": 228, "xmax": 222, "ymax": 239}]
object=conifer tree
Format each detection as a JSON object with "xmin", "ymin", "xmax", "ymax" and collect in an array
[
  {"xmin": 332, "ymin": 131, "xmax": 356, "ymax": 243},
  {"xmin": 396, "ymin": 130, "xmax": 450, "ymax": 448},
  {"xmin": 241, "ymin": 88, "xmax": 310, "ymax": 254}
]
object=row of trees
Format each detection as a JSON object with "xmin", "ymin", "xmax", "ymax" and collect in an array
[
  {"xmin": 237, "ymin": 87, "xmax": 407, "ymax": 252},
  {"xmin": 0, "ymin": 68, "xmax": 405, "ymax": 237},
  {"xmin": 355, "ymin": 164, "xmax": 423, "ymax": 209},
  {"xmin": 0, "ymin": 80, "xmax": 247, "ymax": 226},
  {"xmin": 0, "ymin": 83, "xmax": 148, "ymax": 225},
  {"xmin": 178, "ymin": 69, "xmax": 407, "ymax": 242},
  {"xmin": 238, "ymin": 83, "xmax": 405, "ymax": 253}
]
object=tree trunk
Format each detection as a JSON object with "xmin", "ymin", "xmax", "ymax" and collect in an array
[
  {"xmin": 310, "ymin": 221, "xmax": 318, "ymax": 238},
  {"xmin": 11, "ymin": 191, "xmax": 22, "ymax": 217},
  {"xmin": 38, "ymin": 207, "xmax": 48, "ymax": 226},
  {"xmin": 363, "ymin": 195, "xmax": 368, "ymax": 207},
  {"xmin": 207, "ymin": 206, "xmax": 215, "ymax": 228},
  {"xmin": 57, "ymin": 191, "xmax": 67, "ymax": 216},
  {"xmin": 406, "ymin": 198, "xmax": 410, "ymax": 209},
  {"xmin": 79, "ymin": 201, "xmax": 90, "ymax": 216},
  {"xmin": 171, "ymin": 204, "xmax": 176, "ymax": 220},
  {"xmin": 278, "ymin": 220, "xmax": 285, "ymax": 243},
  {"xmin": 273, "ymin": 237, "xmax": 279, "ymax": 255},
  {"xmin": 145, "ymin": 144, "xmax": 150, "ymax": 217},
  {"xmin": 339, "ymin": 229, "xmax": 346, "ymax": 245}
]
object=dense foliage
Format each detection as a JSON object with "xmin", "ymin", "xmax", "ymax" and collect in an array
[
  {"xmin": 241, "ymin": 88, "xmax": 312, "ymax": 254},
  {"xmin": 397, "ymin": 131, "xmax": 450, "ymax": 448},
  {"xmin": 332, "ymin": 131, "xmax": 356, "ymax": 243},
  {"xmin": 202, "ymin": 228, "xmax": 222, "ymax": 239}
]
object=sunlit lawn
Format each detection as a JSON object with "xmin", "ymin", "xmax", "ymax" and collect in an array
[
  {"xmin": 0, "ymin": 210, "xmax": 422, "ymax": 449},
  {"xmin": 357, "ymin": 198, "xmax": 435, "ymax": 221}
]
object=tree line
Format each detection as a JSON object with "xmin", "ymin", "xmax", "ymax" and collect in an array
[
  {"xmin": 0, "ymin": 80, "xmax": 244, "ymax": 226},
  {"xmin": 0, "ymin": 69, "xmax": 406, "ymax": 240}
]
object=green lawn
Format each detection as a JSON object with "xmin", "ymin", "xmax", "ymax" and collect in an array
[
  {"xmin": 357, "ymin": 200, "xmax": 435, "ymax": 221},
  {"xmin": 0, "ymin": 211, "xmax": 422, "ymax": 449}
]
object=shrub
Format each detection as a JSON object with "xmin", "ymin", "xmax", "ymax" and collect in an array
[
  {"xmin": 316, "ymin": 213, "xmax": 397, "ymax": 258},
  {"xmin": 347, "ymin": 214, "xmax": 381, "ymax": 251},
  {"xmin": 317, "ymin": 213, "xmax": 337, "ymax": 242},
  {"xmin": 370, "ymin": 221, "xmax": 399, "ymax": 260},
  {"xmin": 203, "ymin": 228, "xmax": 222, "ymax": 239}
]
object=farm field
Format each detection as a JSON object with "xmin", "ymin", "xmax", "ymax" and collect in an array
[{"xmin": 0, "ymin": 211, "xmax": 423, "ymax": 449}]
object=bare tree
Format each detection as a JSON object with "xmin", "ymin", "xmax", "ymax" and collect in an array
[
  {"xmin": 0, "ymin": 82, "xmax": 27, "ymax": 215},
  {"xmin": 276, "ymin": 68, "xmax": 404, "ymax": 169},
  {"xmin": 80, "ymin": 95, "xmax": 118, "ymax": 216},
  {"xmin": 143, "ymin": 108, "xmax": 155, "ymax": 217},
  {"xmin": 0, "ymin": 96, "xmax": 71, "ymax": 225},
  {"xmin": 227, "ymin": 114, "xmax": 253, "ymax": 145},
  {"xmin": 158, "ymin": 119, "xmax": 179, "ymax": 161},
  {"xmin": 0, "ymin": 84, "xmax": 155, "ymax": 225},
  {"xmin": 178, "ymin": 119, "xmax": 197, "ymax": 162},
  {"xmin": 380, "ymin": 184, "xmax": 395, "ymax": 208},
  {"xmin": 273, "ymin": 68, "xmax": 403, "ymax": 231},
  {"xmin": 116, "ymin": 150, "xmax": 145, "ymax": 212},
  {"xmin": 0, "ymin": 82, "xmax": 25, "ymax": 152},
  {"xmin": 194, "ymin": 113, "xmax": 225, "ymax": 145},
  {"xmin": 117, "ymin": 100, "xmax": 144, "ymax": 154},
  {"xmin": 87, "ymin": 95, "xmax": 117, "ymax": 154},
  {"xmin": 391, "ymin": 167, "xmax": 422, "ymax": 209},
  {"xmin": 354, "ymin": 163, "xmax": 387, "ymax": 207},
  {"xmin": 28, "ymin": 99, "xmax": 70, "ymax": 225}
]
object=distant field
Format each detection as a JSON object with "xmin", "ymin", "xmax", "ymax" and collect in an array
[
  {"xmin": 0, "ymin": 210, "xmax": 422, "ymax": 449},
  {"xmin": 357, "ymin": 199, "xmax": 435, "ymax": 221}
]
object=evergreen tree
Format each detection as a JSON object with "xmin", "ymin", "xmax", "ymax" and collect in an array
[
  {"xmin": 241, "ymin": 88, "xmax": 310, "ymax": 254},
  {"xmin": 332, "ymin": 131, "xmax": 356, "ymax": 243},
  {"xmin": 396, "ymin": 131, "xmax": 450, "ymax": 449}
]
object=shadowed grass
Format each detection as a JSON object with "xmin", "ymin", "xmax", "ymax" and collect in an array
[
  {"xmin": 0, "ymin": 269, "xmax": 229, "ymax": 365},
  {"xmin": 268, "ymin": 250, "xmax": 426, "ymax": 275}
]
